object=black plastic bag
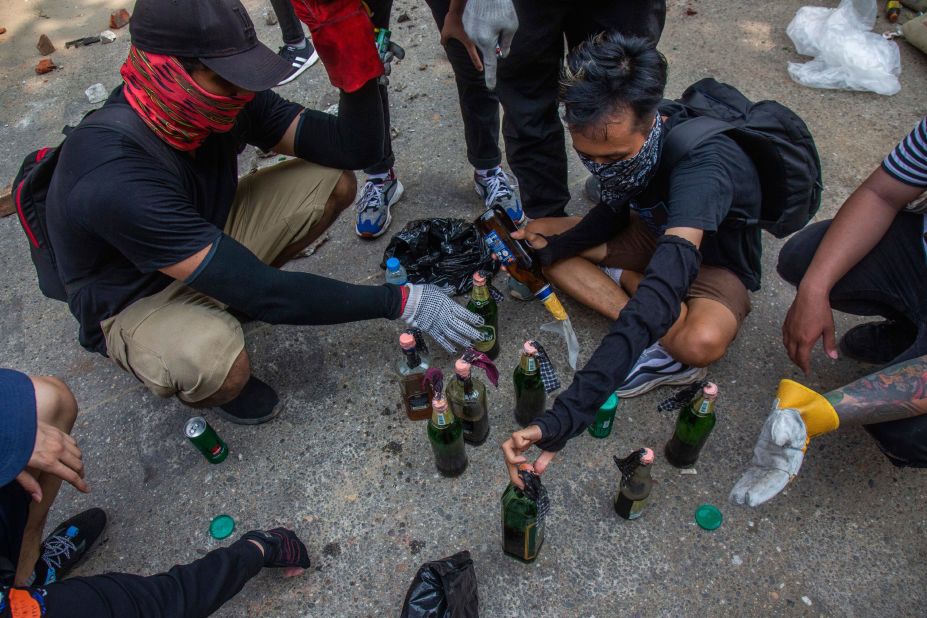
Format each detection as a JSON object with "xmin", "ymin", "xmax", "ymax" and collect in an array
[
  {"xmin": 400, "ymin": 550, "xmax": 479, "ymax": 618},
  {"xmin": 382, "ymin": 218, "xmax": 498, "ymax": 295}
]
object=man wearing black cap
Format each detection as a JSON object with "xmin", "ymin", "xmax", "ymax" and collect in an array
[
  {"xmin": 44, "ymin": 0, "xmax": 483, "ymax": 424},
  {"xmin": 0, "ymin": 368, "xmax": 314, "ymax": 617}
]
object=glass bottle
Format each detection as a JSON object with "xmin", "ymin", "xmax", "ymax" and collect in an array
[
  {"xmin": 466, "ymin": 272, "xmax": 499, "ymax": 359},
  {"xmin": 428, "ymin": 396, "xmax": 468, "ymax": 477},
  {"xmin": 587, "ymin": 393, "xmax": 619, "ymax": 439},
  {"xmin": 397, "ymin": 333, "xmax": 431, "ymax": 421},
  {"xmin": 385, "ymin": 257, "xmax": 408, "ymax": 285},
  {"xmin": 501, "ymin": 466, "xmax": 546, "ymax": 563},
  {"xmin": 614, "ymin": 448, "xmax": 654, "ymax": 520},
  {"xmin": 513, "ymin": 341, "xmax": 546, "ymax": 427},
  {"xmin": 475, "ymin": 204, "xmax": 568, "ymax": 321},
  {"xmin": 664, "ymin": 382, "xmax": 718, "ymax": 468},
  {"xmin": 445, "ymin": 359, "xmax": 490, "ymax": 446}
]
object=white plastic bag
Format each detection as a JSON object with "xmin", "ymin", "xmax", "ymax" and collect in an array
[{"xmin": 786, "ymin": 0, "xmax": 901, "ymax": 95}]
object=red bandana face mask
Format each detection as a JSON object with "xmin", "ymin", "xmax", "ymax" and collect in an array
[{"xmin": 120, "ymin": 45, "xmax": 255, "ymax": 151}]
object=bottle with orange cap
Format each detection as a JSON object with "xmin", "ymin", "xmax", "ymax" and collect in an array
[
  {"xmin": 664, "ymin": 382, "xmax": 719, "ymax": 468},
  {"xmin": 445, "ymin": 358, "xmax": 490, "ymax": 445},
  {"xmin": 396, "ymin": 332, "xmax": 431, "ymax": 421},
  {"xmin": 427, "ymin": 394, "xmax": 468, "ymax": 477},
  {"xmin": 614, "ymin": 448, "xmax": 654, "ymax": 520},
  {"xmin": 501, "ymin": 464, "xmax": 548, "ymax": 562},
  {"xmin": 465, "ymin": 271, "xmax": 499, "ymax": 360}
]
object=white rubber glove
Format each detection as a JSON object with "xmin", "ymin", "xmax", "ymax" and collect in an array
[
  {"xmin": 400, "ymin": 284, "xmax": 484, "ymax": 352},
  {"xmin": 462, "ymin": 0, "xmax": 518, "ymax": 89},
  {"xmin": 730, "ymin": 404, "xmax": 807, "ymax": 507}
]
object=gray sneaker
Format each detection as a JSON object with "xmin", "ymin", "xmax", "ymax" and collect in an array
[
  {"xmin": 474, "ymin": 167, "xmax": 525, "ymax": 225},
  {"xmin": 616, "ymin": 342, "xmax": 707, "ymax": 398},
  {"xmin": 355, "ymin": 171, "xmax": 404, "ymax": 239}
]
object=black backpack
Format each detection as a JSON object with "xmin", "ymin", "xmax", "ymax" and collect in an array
[
  {"xmin": 11, "ymin": 103, "xmax": 181, "ymax": 301},
  {"xmin": 661, "ymin": 78, "xmax": 823, "ymax": 238}
]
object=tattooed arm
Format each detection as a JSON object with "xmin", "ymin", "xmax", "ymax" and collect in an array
[{"xmin": 824, "ymin": 355, "xmax": 927, "ymax": 425}]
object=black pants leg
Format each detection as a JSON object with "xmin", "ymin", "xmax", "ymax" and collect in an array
[
  {"xmin": 270, "ymin": 0, "xmax": 306, "ymax": 46},
  {"xmin": 496, "ymin": 0, "xmax": 666, "ymax": 219},
  {"xmin": 424, "ymin": 0, "xmax": 502, "ymax": 170},
  {"xmin": 41, "ymin": 540, "xmax": 264, "ymax": 617},
  {"xmin": 364, "ymin": 0, "xmax": 396, "ymax": 175},
  {"xmin": 777, "ymin": 214, "xmax": 927, "ymax": 467}
]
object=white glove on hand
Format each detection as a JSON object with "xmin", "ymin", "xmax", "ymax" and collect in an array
[
  {"xmin": 730, "ymin": 405, "xmax": 807, "ymax": 507},
  {"xmin": 401, "ymin": 284, "xmax": 484, "ymax": 352},
  {"xmin": 462, "ymin": 0, "xmax": 518, "ymax": 89}
]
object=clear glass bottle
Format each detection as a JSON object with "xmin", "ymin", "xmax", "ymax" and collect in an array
[
  {"xmin": 445, "ymin": 359, "xmax": 490, "ymax": 446},
  {"xmin": 397, "ymin": 333, "xmax": 431, "ymax": 421}
]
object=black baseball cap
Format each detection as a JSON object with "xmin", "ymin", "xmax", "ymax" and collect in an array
[{"xmin": 130, "ymin": 0, "xmax": 293, "ymax": 92}]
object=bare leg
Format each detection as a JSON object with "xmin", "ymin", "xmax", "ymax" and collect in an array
[
  {"xmin": 14, "ymin": 377, "xmax": 78, "ymax": 586},
  {"xmin": 189, "ymin": 349, "xmax": 251, "ymax": 409},
  {"xmin": 660, "ymin": 297, "xmax": 739, "ymax": 367}
]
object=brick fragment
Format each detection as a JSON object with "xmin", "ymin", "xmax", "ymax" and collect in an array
[
  {"xmin": 35, "ymin": 58, "xmax": 57, "ymax": 74},
  {"xmin": 109, "ymin": 8, "xmax": 131, "ymax": 29},
  {"xmin": 37, "ymin": 34, "xmax": 55, "ymax": 55}
]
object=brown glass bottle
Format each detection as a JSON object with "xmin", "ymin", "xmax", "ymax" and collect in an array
[
  {"xmin": 475, "ymin": 204, "xmax": 567, "ymax": 321},
  {"xmin": 397, "ymin": 333, "xmax": 432, "ymax": 421}
]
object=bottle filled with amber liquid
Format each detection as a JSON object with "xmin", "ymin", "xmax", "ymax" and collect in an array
[
  {"xmin": 664, "ymin": 382, "xmax": 718, "ymax": 468},
  {"xmin": 513, "ymin": 341, "xmax": 546, "ymax": 427},
  {"xmin": 466, "ymin": 272, "xmax": 499, "ymax": 360},
  {"xmin": 445, "ymin": 358, "xmax": 490, "ymax": 446},
  {"xmin": 614, "ymin": 448, "xmax": 654, "ymax": 520},
  {"xmin": 397, "ymin": 333, "xmax": 431, "ymax": 421},
  {"xmin": 428, "ymin": 395, "xmax": 468, "ymax": 477}
]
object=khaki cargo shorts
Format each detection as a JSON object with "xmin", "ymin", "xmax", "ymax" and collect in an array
[
  {"xmin": 100, "ymin": 159, "xmax": 343, "ymax": 403},
  {"xmin": 602, "ymin": 214, "xmax": 752, "ymax": 328}
]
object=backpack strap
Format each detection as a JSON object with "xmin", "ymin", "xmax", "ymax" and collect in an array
[{"xmin": 662, "ymin": 116, "xmax": 733, "ymax": 170}]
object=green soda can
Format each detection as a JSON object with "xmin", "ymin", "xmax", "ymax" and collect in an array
[
  {"xmin": 185, "ymin": 417, "xmax": 228, "ymax": 464},
  {"xmin": 587, "ymin": 393, "xmax": 619, "ymax": 438}
]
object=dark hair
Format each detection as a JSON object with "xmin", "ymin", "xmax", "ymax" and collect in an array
[
  {"xmin": 560, "ymin": 32, "xmax": 668, "ymax": 137},
  {"xmin": 176, "ymin": 56, "xmax": 206, "ymax": 75}
]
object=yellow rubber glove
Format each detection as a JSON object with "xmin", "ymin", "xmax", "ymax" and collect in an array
[{"xmin": 775, "ymin": 379, "xmax": 840, "ymax": 445}]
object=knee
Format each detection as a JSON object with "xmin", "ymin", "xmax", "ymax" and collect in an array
[
  {"xmin": 186, "ymin": 349, "xmax": 251, "ymax": 408},
  {"xmin": 32, "ymin": 376, "xmax": 78, "ymax": 431},
  {"xmin": 776, "ymin": 221, "xmax": 830, "ymax": 286},
  {"xmin": 329, "ymin": 171, "xmax": 357, "ymax": 214},
  {"xmin": 665, "ymin": 326, "xmax": 731, "ymax": 368}
]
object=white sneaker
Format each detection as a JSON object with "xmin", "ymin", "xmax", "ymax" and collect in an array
[{"xmin": 616, "ymin": 342, "xmax": 707, "ymax": 398}]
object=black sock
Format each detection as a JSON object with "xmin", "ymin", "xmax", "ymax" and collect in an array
[{"xmin": 220, "ymin": 376, "xmax": 279, "ymax": 421}]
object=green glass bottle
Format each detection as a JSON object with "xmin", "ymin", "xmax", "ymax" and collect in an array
[
  {"xmin": 614, "ymin": 448, "xmax": 654, "ymax": 520},
  {"xmin": 466, "ymin": 272, "xmax": 499, "ymax": 360},
  {"xmin": 664, "ymin": 382, "xmax": 718, "ymax": 468},
  {"xmin": 445, "ymin": 359, "xmax": 490, "ymax": 446},
  {"xmin": 513, "ymin": 341, "xmax": 546, "ymax": 427},
  {"xmin": 587, "ymin": 393, "xmax": 619, "ymax": 439},
  {"xmin": 501, "ymin": 466, "xmax": 547, "ymax": 563},
  {"xmin": 428, "ymin": 396, "xmax": 468, "ymax": 477}
]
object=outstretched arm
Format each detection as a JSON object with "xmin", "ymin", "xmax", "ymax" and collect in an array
[{"xmin": 825, "ymin": 356, "xmax": 927, "ymax": 426}]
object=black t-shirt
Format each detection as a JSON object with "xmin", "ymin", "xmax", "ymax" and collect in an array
[
  {"xmin": 46, "ymin": 87, "xmax": 302, "ymax": 353},
  {"xmin": 631, "ymin": 113, "xmax": 763, "ymax": 291}
]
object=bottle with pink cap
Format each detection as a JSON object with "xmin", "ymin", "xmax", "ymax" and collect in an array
[
  {"xmin": 465, "ymin": 271, "xmax": 499, "ymax": 360},
  {"xmin": 396, "ymin": 332, "xmax": 432, "ymax": 421},
  {"xmin": 664, "ymin": 382, "xmax": 718, "ymax": 468},
  {"xmin": 428, "ymin": 394, "xmax": 468, "ymax": 477},
  {"xmin": 513, "ymin": 341, "xmax": 546, "ymax": 426},
  {"xmin": 614, "ymin": 448, "xmax": 654, "ymax": 520},
  {"xmin": 445, "ymin": 358, "xmax": 490, "ymax": 445}
]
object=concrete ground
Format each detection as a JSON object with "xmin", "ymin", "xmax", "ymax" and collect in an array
[{"xmin": 1, "ymin": 0, "xmax": 926, "ymax": 615}]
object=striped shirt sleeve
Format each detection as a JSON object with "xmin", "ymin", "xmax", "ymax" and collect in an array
[{"xmin": 882, "ymin": 116, "xmax": 927, "ymax": 188}]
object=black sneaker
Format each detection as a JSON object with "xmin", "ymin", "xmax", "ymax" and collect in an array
[
  {"xmin": 217, "ymin": 376, "xmax": 281, "ymax": 425},
  {"xmin": 277, "ymin": 39, "xmax": 319, "ymax": 86},
  {"xmin": 839, "ymin": 319, "xmax": 918, "ymax": 365},
  {"xmin": 33, "ymin": 508, "xmax": 107, "ymax": 585}
]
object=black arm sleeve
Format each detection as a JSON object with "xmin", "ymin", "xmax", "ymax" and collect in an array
[
  {"xmin": 186, "ymin": 234, "xmax": 403, "ymax": 324},
  {"xmin": 535, "ymin": 200, "xmax": 630, "ymax": 267},
  {"xmin": 43, "ymin": 539, "xmax": 263, "ymax": 618},
  {"xmin": 294, "ymin": 79, "xmax": 384, "ymax": 170},
  {"xmin": 533, "ymin": 235, "xmax": 701, "ymax": 451}
]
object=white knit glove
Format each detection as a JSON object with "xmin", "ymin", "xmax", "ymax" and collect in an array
[
  {"xmin": 400, "ymin": 284, "xmax": 484, "ymax": 352},
  {"xmin": 462, "ymin": 0, "xmax": 518, "ymax": 89},
  {"xmin": 730, "ymin": 404, "xmax": 807, "ymax": 508}
]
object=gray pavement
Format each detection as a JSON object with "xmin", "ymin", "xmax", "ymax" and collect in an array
[{"xmin": 1, "ymin": 0, "xmax": 926, "ymax": 616}]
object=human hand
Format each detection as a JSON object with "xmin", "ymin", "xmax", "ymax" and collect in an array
[
  {"xmin": 242, "ymin": 528, "xmax": 311, "ymax": 577},
  {"xmin": 510, "ymin": 228, "xmax": 547, "ymax": 251},
  {"xmin": 400, "ymin": 284, "xmax": 484, "ymax": 352},
  {"xmin": 16, "ymin": 421, "xmax": 88, "ymax": 502},
  {"xmin": 440, "ymin": 11, "xmax": 482, "ymax": 72},
  {"xmin": 730, "ymin": 404, "xmax": 807, "ymax": 508},
  {"xmin": 501, "ymin": 425, "xmax": 555, "ymax": 488},
  {"xmin": 462, "ymin": 0, "xmax": 518, "ymax": 89},
  {"xmin": 782, "ymin": 286, "xmax": 838, "ymax": 374}
]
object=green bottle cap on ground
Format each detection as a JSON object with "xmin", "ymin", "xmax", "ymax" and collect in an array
[
  {"xmin": 210, "ymin": 514, "xmax": 236, "ymax": 540},
  {"xmin": 695, "ymin": 503, "xmax": 722, "ymax": 530}
]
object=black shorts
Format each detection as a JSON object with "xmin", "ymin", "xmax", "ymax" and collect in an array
[{"xmin": 0, "ymin": 481, "xmax": 30, "ymax": 585}]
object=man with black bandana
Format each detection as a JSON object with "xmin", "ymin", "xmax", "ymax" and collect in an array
[
  {"xmin": 501, "ymin": 33, "xmax": 762, "ymax": 484},
  {"xmin": 44, "ymin": 0, "xmax": 482, "ymax": 424}
]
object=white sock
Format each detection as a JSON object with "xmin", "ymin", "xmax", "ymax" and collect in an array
[
  {"xmin": 367, "ymin": 169, "xmax": 392, "ymax": 182},
  {"xmin": 475, "ymin": 166, "xmax": 501, "ymax": 178},
  {"xmin": 600, "ymin": 265, "xmax": 624, "ymax": 287},
  {"xmin": 289, "ymin": 38, "xmax": 308, "ymax": 50}
]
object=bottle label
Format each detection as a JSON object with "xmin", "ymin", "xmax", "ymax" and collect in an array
[
  {"xmin": 697, "ymin": 400, "xmax": 711, "ymax": 416},
  {"xmin": 436, "ymin": 412, "xmax": 448, "ymax": 426},
  {"xmin": 408, "ymin": 392, "xmax": 430, "ymax": 411},
  {"xmin": 626, "ymin": 498, "xmax": 648, "ymax": 520},
  {"xmin": 474, "ymin": 325, "xmax": 496, "ymax": 352},
  {"xmin": 526, "ymin": 357, "xmax": 537, "ymax": 373},
  {"xmin": 483, "ymin": 231, "xmax": 516, "ymax": 266}
]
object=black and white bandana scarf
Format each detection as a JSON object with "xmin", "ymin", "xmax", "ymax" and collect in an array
[{"xmin": 578, "ymin": 113, "xmax": 665, "ymax": 206}]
